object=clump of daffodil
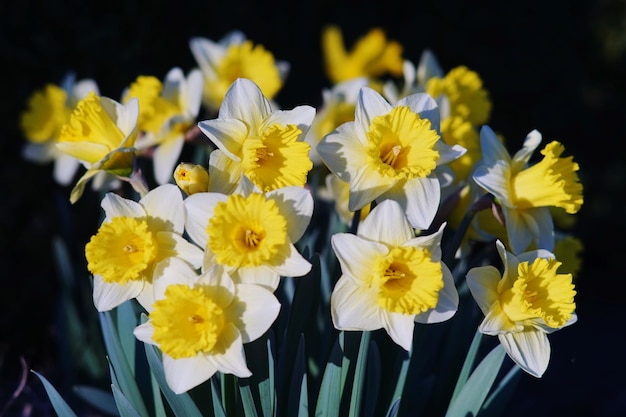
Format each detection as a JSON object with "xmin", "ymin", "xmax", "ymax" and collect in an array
[
  {"xmin": 322, "ymin": 25, "xmax": 404, "ymax": 90},
  {"xmin": 198, "ymin": 78, "xmax": 314, "ymax": 194},
  {"xmin": 56, "ymin": 92, "xmax": 140, "ymax": 203},
  {"xmin": 184, "ymin": 176, "xmax": 313, "ymax": 291},
  {"xmin": 174, "ymin": 162, "xmax": 209, "ymax": 195},
  {"xmin": 330, "ymin": 200, "xmax": 458, "ymax": 351},
  {"xmin": 85, "ymin": 184, "xmax": 203, "ymax": 311},
  {"xmin": 20, "ymin": 73, "xmax": 99, "ymax": 186},
  {"xmin": 189, "ymin": 31, "xmax": 289, "ymax": 113},
  {"xmin": 316, "ymin": 86, "xmax": 466, "ymax": 230},
  {"xmin": 466, "ymin": 239, "xmax": 577, "ymax": 377},
  {"xmin": 304, "ymin": 77, "xmax": 367, "ymax": 165},
  {"xmin": 472, "ymin": 125, "xmax": 584, "ymax": 253},
  {"xmin": 134, "ymin": 257, "xmax": 280, "ymax": 394},
  {"xmin": 122, "ymin": 67, "xmax": 203, "ymax": 185}
]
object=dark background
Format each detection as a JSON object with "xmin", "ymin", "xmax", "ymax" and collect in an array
[{"xmin": 1, "ymin": 0, "xmax": 625, "ymax": 416}]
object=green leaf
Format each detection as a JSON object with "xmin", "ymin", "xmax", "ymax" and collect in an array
[
  {"xmin": 210, "ymin": 377, "xmax": 227, "ymax": 417},
  {"xmin": 479, "ymin": 365, "xmax": 521, "ymax": 417},
  {"xmin": 444, "ymin": 344, "xmax": 507, "ymax": 417},
  {"xmin": 239, "ymin": 383, "xmax": 259, "ymax": 417},
  {"xmin": 111, "ymin": 384, "xmax": 143, "ymax": 417},
  {"xmin": 449, "ymin": 329, "xmax": 484, "ymax": 404},
  {"xmin": 32, "ymin": 371, "xmax": 79, "ymax": 417},
  {"xmin": 116, "ymin": 300, "xmax": 139, "ymax": 373},
  {"xmin": 73, "ymin": 385, "xmax": 119, "ymax": 416},
  {"xmin": 143, "ymin": 343, "xmax": 203, "ymax": 417},
  {"xmin": 287, "ymin": 334, "xmax": 307, "ymax": 417},
  {"xmin": 99, "ymin": 311, "xmax": 149, "ymax": 417},
  {"xmin": 314, "ymin": 332, "xmax": 344, "ymax": 417},
  {"xmin": 362, "ymin": 340, "xmax": 381, "ymax": 417},
  {"xmin": 348, "ymin": 331, "xmax": 371, "ymax": 417}
]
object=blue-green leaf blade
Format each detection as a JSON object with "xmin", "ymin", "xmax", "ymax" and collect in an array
[{"xmin": 32, "ymin": 371, "xmax": 79, "ymax": 417}]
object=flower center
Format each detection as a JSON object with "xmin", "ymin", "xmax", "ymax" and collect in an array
[
  {"xmin": 366, "ymin": 106, "xmax": 440, "ymax": 180},
  {"xmin": 85, "ymin": 217, "xmax": 157, "ymax": 284},
  {"xmin": 150, "ymin": 284, "xmax": 227, "ymax": 359},
  {"xmin": 20, "ymin": 84, "xmax": 70, "ymax": 144},
  {"xmin": 511, "ymin": 141, "xmax": 583, "ymax": 214},
  {"xmin": 500, "ymin": 257, "xmax": 576, "ymax": 328},
  {"xmin": 241, "ymin": 124, "xmax": 312, "ymax": 192},
  {"xmin": 207, "ymin": 193, "xmax": 289, "ymax": 268},
  {"xmin": 373, "ymin": 246, "xmax": 443, "ymax": 315}
]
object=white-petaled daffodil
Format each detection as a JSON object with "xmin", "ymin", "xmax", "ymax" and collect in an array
[
  {"xmin": 20, "ymin": 72, "xmax": 99, "ymax": 186},
  {"xmin": 466, "ymin": 239, "xmax": 577, "ymax": 377},
  {"xmin": 330, "ymin": 200, "xmax": 458, "ymax": 351},
  {"xmin": 472, "ymin": 125, "xmax": 583, "ymax": 253},
  {"xmin": 198, "ymin": 78, "xmax": 315, "ymax": 194},
  {"xmin": 316, "ymin": 87, "xmax": 466, "ymax": 230},
  {"xmin": 184, "ymin": 176, "xmax": 313, "ymax": 291},
  {"xmin": 189, "ymin": 31, "xmax": 289, "ymax": 113},
  {"xmin": 85, "ymin": 184, "xmax": 204, "ymax": 311},
  {"xmin": 134, "ymin": 257, "xmax": 280, "ymax": 394},
  {"xmin": 56, "ymin": 92, "xmax": 140, "ymax": 203},
  {"xmin": 122, "ymin": 67, "xmax": 203, "ymax": 185}
]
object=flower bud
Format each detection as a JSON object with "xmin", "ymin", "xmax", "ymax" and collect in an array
[{"xmin": 174, "ymin": 163, "xmax": 209, "ymax": 195}]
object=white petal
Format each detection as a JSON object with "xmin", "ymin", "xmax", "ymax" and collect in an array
[
  {"xmin": 267, "ymin": 186, "xmax": 313, "ymax": 243},
  {"xmin": 235, "ymin": 266, "xmax": 281, "ymax": 291},
  {"xmin": 317, "ymin": 122, "xmax": 367, "ymax": 183},
  {"xmin": 397, "ymin": 92, "xmax": 440, "ymax": 132},
  {"xmin": 207, "ymin": 150, "xmax": 242, "ymax": 194},
  {"xmin": 435, "ymin": 142, "xmax": 466, "ymax": 166},
  {"xmin": 480, "ymin": 125, "xmax": 511, "ymax": 166},
  {"xmin": 163, "ymin": 353, "xmax": 217, "ymax": 394},
  {"xmin": 168, "ymin": 234, "xmax": 204, "ymax": 269},
  {"xmin": 161, "ymin": 67, "xmax": 185, "ymax": 102},
  {"xmin": 349, "ymin": 166, "xmax": 393, "ymax": 211},
  {"xmin": 208, "ymin": 324, "xmax": 251, "ymax": 377},
  {"xmin": 133, "ymin": 321, "xmax": 155, "ymax": 345},
  {"xmin": 189, "ymin": 37, "xmax": 222, "ymax": 78},
  {"xmin": 198, "ymin": 118, "xmax": 248, "ymax": 161},
  {"xmin": 101, "ymin": 192, "xmax": 145, "ymax": 220},
  {"xmin": 53, "ymin": 154, "xmax": 81, "ymax": 186},
  {"xmin": 414, "ymin": 263, "xmax": 458, "ymax": 324},
  {"xmin": 330, "ymin": 277, "xmax": 382, "ymax": 331},
  {"xmin": 511, "ymin": 130, "xmax": 542, "ymax": 172},
  {"xmin": 472, "ymin": 161, "xmax": 512, "ymax": 206},
  {"xmin": 381, "ymin": 311, "xmax": 415, "ymax": 351},
  {"xmin": 153, "ymin": 135, "xmax": 185, "ymax": 185},
  {"xmin": 466, "ymin": 265, "xmax": 502, "ymax": 316},
  {"xmin": 271, "ymin": 244, "xmax": 312, "ymax": 278},
  {"xmin": 264, "ymin": 106, "xmax": 316, "ymax": 135},
  {"xmin": 151, "ymin": 257, "xmax": 201, "ymax": 300},
  {"xmin": 184, "ymin": 69, "xmax": 204, "ymax": 116},
  {"xmin": 354, "ymin": 87, "xmax": 392, "ymax": 144},
  {"xmin": 357, "ymin": 200, "xmax": 413, "ymax": 245},
  {"xmin": 331, "ymin": 234, "xmax": 387, "ymax": 282},
  {"xmin": 219, "ymin": 78, "xmax": 271, "ymax": 126},
  {"xmin": 498, "ymin": 331, "xmax": 550, "ymax": 378},
  {"xmin": 378, "ymin": 176, "xmax": 440, "ymax": 230},
  {"xmin": 503, "ymin": 208, "xmax": 535, "ymax": 254},
  {"xmin": 232, "ymin": 284, "xmax": 280, "ymax": 343},
  {"xmin": 405, "ymin": 222, "xmax": 446, "ymax": 260},
  {"xmin": 92, "ymin": 276, "xmax": 143, "ymax": 312},
  {"xmin": 184, "ymin": 192, "xmax": 228, "ymax": 248},
  {"xmin": 479, "ymin": 302, "xmax": 520, "ymax": 335},
  {"xmin": 140, "ymin": 184, "xmax": 185, "ymax": 233}
]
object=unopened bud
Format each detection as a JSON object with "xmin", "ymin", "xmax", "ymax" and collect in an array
[{"xmin": 174, "ymin": 163, "xmax": 209, "ymax": 195}]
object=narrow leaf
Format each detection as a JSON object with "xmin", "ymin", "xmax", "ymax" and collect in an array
[
  {"xmin": 32, "ymin": 371, "xmax": 79, "ymax": 417},
  {"xmin": 73, "ymin": 385, "xmax": 119, "ymax": 416},
  {"xmin": 449, "ymin": 329, "xmax": 483, "ymax": 404},
  {"xmin": 314, "ymin": 332, "xmax": 344, "ymax": 417},
  {"xmin": 111, "ymin": 384, "xmax": 143, "ymax": 417},
  {"xmin": 348, "ymin": 331, "xmax": 371, "ymax": 417}
]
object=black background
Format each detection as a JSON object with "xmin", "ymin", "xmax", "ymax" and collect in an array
[{"xmin": 1, "ymin": 0, "xmax": 625, "ymax": 416}]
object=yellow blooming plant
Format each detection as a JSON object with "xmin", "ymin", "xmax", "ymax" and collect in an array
[{"xmin": 25, "ymin": 26, "xmax": 586, "ymax": 417}]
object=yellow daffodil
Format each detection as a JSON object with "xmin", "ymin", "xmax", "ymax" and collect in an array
[
  {"xmin": 466, "ymin": 240, "xmax": 577, "ymax": 377},
  {"xmin": 189, "ymin": 31, "xmax": 289, "ymax": 112},
  {"xmin": 85, "ymin": 184, "xmax": 204, "ymax": 311},
  {"xmin": 174, "ymin": 162, "xmax": 209, "ymax": 195},
  {"xmin": 472, "ymin": 126, "xmax": 583, "ymax": 253},
  {"xmin": 184, "ymin": 177, "xmax": 313, "ymax": 290},
  {"xmin": 198, "ymin": 78, "xmax": 314, "ymax": 194},
  {"xmin": 56, "ymin": 92, "xmax": 140, "ymax": 203},
  {"xmin": 330, "ymin": 200, "xmax": 458, "ymax": 351},
  {"xmin": 316, "ymin": 87, "xmax": 466, "ymax": 230},
  {"xmin": 123, "ymin": 67, "xmax": 203, "ymax": 184},
  {"xmin": 134, "ymin": 257, "xmax": 280, "ymax": 394},
  {"xmin": 322, "ymin": 25, "xmax": 404, "ymax": 86},
  {"xmin": 304, "ymin": 77, "xmax": 367, "ymax": 165},
  {"xmin": 20, "ymin": 73, "xmax": 99, "ymax": 185}
]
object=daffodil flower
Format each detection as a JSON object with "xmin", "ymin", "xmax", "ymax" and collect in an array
[
  {"xmin": 85, "ymin": 184, "xmax": 204, "ymax": 311},
  {"xmin": 123, "ymin": 67, "xmax": 203, "ymax": 185},
  {"xmin": 466, "ymin": 240, "xmax": 577, "ymax": 377},
  {"xmin": 56, "ymin": 92, "xmax": 140, "ymax": 203},
  {"xmin": 20, "ymin": 72, "xmax": 99, "ymax": 186},
  {"xmin": 134, "ymin": 257, "xmax": 280, "ymax": 394},
  {"xmin": 198, "ymin": 78, "xmax": 315, "ymax": 194},
  {"xmin": 330, "ymin": 199, "xmax": 458, "ymax": 351},
  {"xmin": 316, "ymin": 87, "xmax": 466, "ymax": 230},
  {"xmin": 189, "ymin": 31, "xmax": 289, "ymax": 112},
  {"xmin": 472, "ymin": 125, "xmax": 584, "ymax": 253},
  {"xmin": 184, "ymin": 177, "xmax": 313, "ymax": 291}
]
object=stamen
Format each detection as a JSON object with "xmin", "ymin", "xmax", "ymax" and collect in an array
[
  {"xmin": 188, "ymin": 314, "xmax": 204, "ymax": 323},
  {"xmin": 256, "ymin": 148, "xmax": 274, "ymax": 160},
  {"xmin": 384, "ymin": 268, "xmax": 405, "ymax": 280},
  {"xmin": 381, "ymin": 145, "xmax": 402, "ymax": 167},
  {"xmin": 245, "ymin": 229, "xmax": 261, "ymax": 248},
  {"xmin": 123, "ymin": 244, "xmax": 137, "ymax": 253}
]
